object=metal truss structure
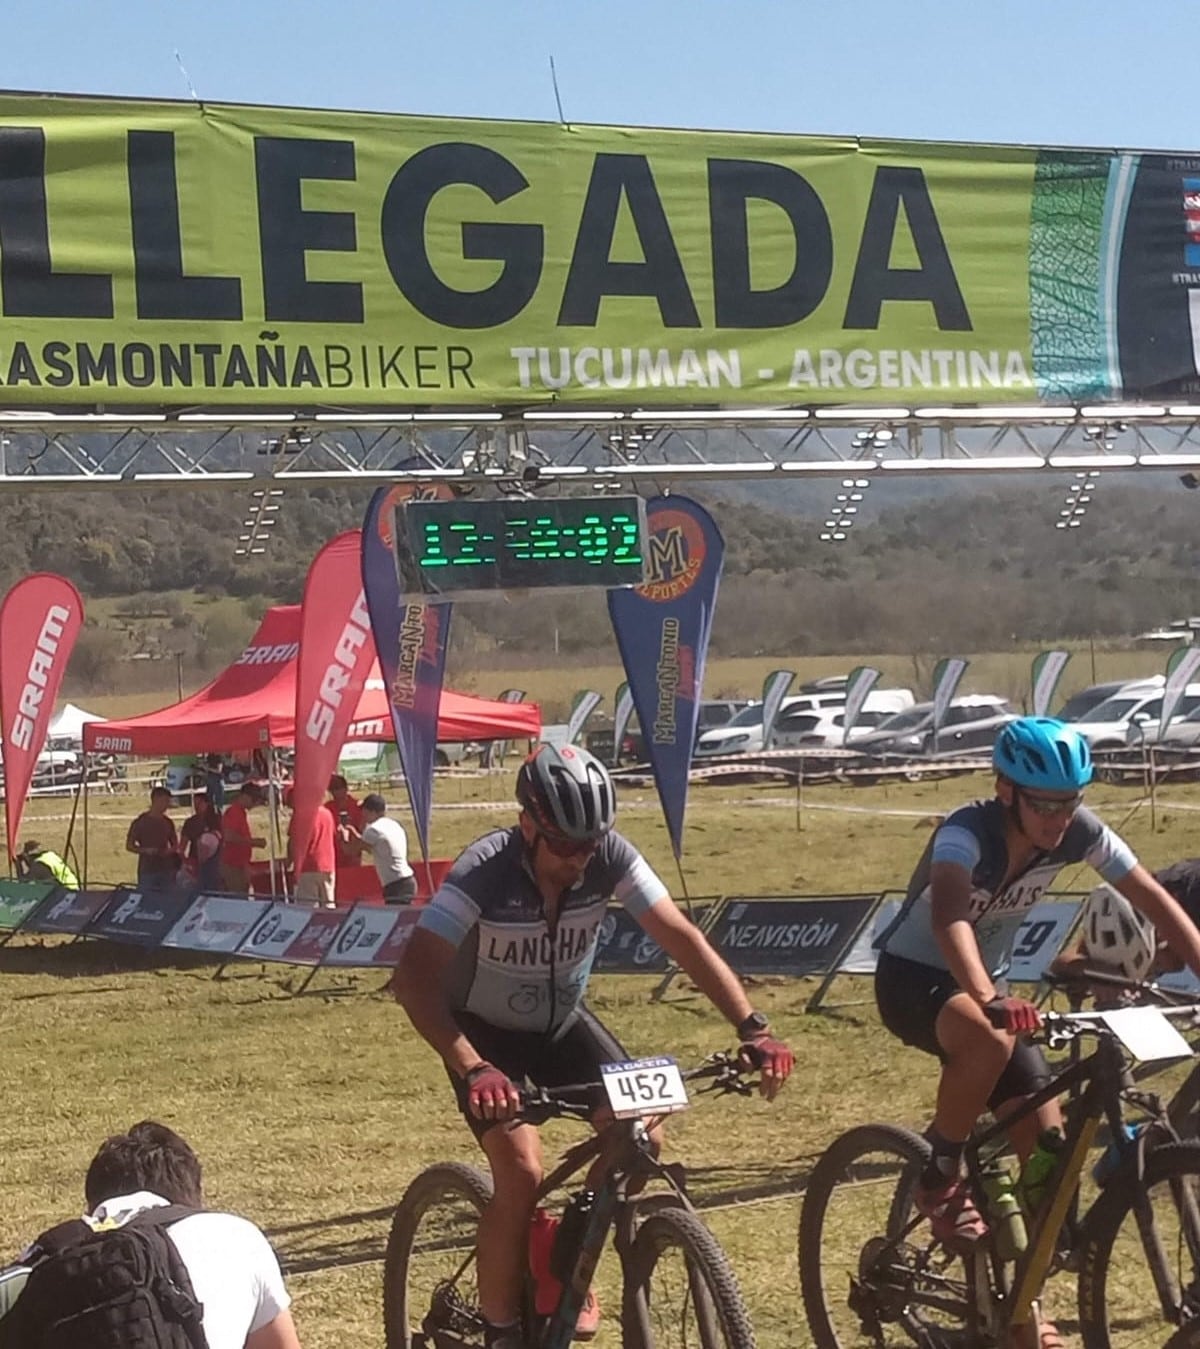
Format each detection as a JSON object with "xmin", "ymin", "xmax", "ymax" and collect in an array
[{"xmin": 5, "ymin": 402, "xmax": 1200, "ymax": 494}]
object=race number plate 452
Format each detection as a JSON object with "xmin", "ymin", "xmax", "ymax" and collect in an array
[{"xmin": 601, "ymin": 1056, "xmax": 689, "ymax": 1119}]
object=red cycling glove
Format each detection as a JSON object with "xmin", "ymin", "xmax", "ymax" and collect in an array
[
  {"xmin": 739, "ymin": 1034, "xmax": 795, "ymax": 1100},
  {"xmin": 984, "ymin": 995, "xmax": 1042, "ymax": 1035},
  {"xmin": 464, "ymin": 1061, "xmax": 521, "ymax": 1121}
]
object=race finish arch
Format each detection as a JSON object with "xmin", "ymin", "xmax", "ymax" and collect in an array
[{"xmin": 0, "ymin": 90, "xmax": 1197, "ymax": 487}]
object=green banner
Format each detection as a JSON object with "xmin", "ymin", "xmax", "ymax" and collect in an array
[
  {"xmin": 0, "ymin": 878, "xmax": 54, "ymax": 930},
  {"xmin": 0, "ymin": 93, "xmax": 1195, "ymax": 407}
]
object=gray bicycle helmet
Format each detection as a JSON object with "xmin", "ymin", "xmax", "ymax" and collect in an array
[{"xmin": 516, "ymin": 744, "xmax": 617, "ymax": 842}]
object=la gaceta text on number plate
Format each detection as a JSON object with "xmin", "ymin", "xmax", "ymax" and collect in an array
[{"xmin": 601, "ymin": 1056, "xmax": 689, "ymax": 1119}]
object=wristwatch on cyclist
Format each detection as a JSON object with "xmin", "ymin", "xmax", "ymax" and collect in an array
[{"xmin": 737, "ymin": 1011, "xmax": 770, "ymax": 1040}]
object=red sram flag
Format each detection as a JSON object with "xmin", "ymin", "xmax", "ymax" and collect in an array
[
  {"xmin": 0, "ymin": 573, "xmax": 85, "ymax": 861},
  {"xmin": 292, "ymin": 532, "xmax": 375, "ymax": 875}
]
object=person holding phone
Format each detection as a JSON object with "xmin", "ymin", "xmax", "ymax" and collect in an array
[{"xmin": 326, "ymin": 775, "xmax": 363, "ymax": 868}]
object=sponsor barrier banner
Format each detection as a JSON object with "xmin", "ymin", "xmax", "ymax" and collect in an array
[
  {"xmin": 234, "ymin": 900, "xmax": 317, "ymax": 962},
  {"xmin": 273, "ymin": 907, "xmax": 349, "ymax": 966},
  {"xmin": 293, "ymin": 531, "xmax": 377, "ymax": 867},
  {"xmin": 593, "ymin": 901, "xmax": 713, "ymax": 974},
  {"xmin": 838, "ymin": 896, "xmax": 902, "ymax": 974},
  {"xmin": 608, "ymin": 496, "xmax": 724, "ymax": 859},
  {"xmin": 0, "ymin": 573, "xmax": 84, "ymax": 861},
  {"xmin": 1006, "ymin": 900, "xmax": 1081, "ymax": 983},
  {"xmin": 161, "ymin": 894, "xmax": 272, "ymax": 954},
  {"xmin": 838, "ymin": 894, "xmax": 1083, "ymax": 984},
  {"xmin": 0, "ymin": 879, "xmax": 56, "ymax": 930},
  {"xmin": 1031, "ymin": 650, "xmax": 1071, "ymax": 718},
  {"xmin": 28, "ymin": 886, "xmax": 114, "ymax": 936},
  {"xmin": 5, "ymin": 93, "xmax": 1200, "ymax": 407},
  {"xmin": 709, "ymin": 895, "xmax": 877, "ymax": 977},
  {"xmin": 323, "ymin": 901, "xmax": 407, "ymax": 966},
  {"xmin": 87, "ymin": 888, "xmax": 196, "ymax": 948},
  {"xmin": 362, "ymin": 485, "xmax": 454, "ymax": 861},
  {"xmin": 370, "ymin": 909, "xmax": 421, "ymax": 967}
]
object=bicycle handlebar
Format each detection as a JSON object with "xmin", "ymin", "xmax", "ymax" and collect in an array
[
  {"xmin": 1043, "ymin": 967, "xmax": 1196, "ymax": 1008},
  {"xmin": 1034, "ymin": 1004, "xmax": 1200, "ymax": 1049},
  {"xmin": 516, "ymin": 1050, "xmax": 757, "ymax": 1125}
]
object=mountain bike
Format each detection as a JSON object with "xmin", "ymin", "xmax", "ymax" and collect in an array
[
  {"xmin": 384, "ymin": 1050, "xmax": 758, "ymax": 1349},
  {"xmin": 799, "ymin": 1004, "xmax": 1200, "ymax": 1349}
]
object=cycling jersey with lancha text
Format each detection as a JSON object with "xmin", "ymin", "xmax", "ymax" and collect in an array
[
  {"xmin": 417, "ymin": 827, "xmax": 668, "ymax": 1032},
  {"xmin": 876, "ymin": 799, "xmax": 1136, "ymax": 978}
]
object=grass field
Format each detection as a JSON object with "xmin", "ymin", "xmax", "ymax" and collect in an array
[{"xmin": 5, "ymin": 771, "xmax": 1200, "ymax": 1346}]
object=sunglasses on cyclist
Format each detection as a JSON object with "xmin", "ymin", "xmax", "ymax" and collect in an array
[
  {"xmin": 1018, "ymin": 788, "xmax": 1083, "ymax": 818},
  {"xmin": 537, "ymin": 830, "xmax": 600, "ymax": 859}
]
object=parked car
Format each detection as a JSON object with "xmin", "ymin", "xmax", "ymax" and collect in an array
[
  {"xmin": 770, "ymin": 701, "xmax": 907, "ymax": 750},
  {"xmin": 1122, "ymin": 701, "xmax": 1200, "ymax": 749},
  {"xmin": 695, "ymin": 688, "xmax": 914, "ymax": 758},
  {"xmin": 1056, "ymin": 676, "xmax": 1163, "ymax": 724},
  {"xmin": 696, "ymin": 699, "xmax": 755, "ymax": 735},
  {"xmin": 851, "ymin": 695, "xmax": 1019, "ymax": 760},
  {"xmin": 1070, "ymin": 684, "xmax": 1200, "ymax": 750}
]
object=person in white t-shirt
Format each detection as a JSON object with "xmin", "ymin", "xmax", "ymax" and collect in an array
[
  {"xmin": 340, "ymin": 794, "xmax": 417, "ymax": 903},
  {"xmin": 0, "ymin": 1120, "xmax": 301, "ymax": 1349}
]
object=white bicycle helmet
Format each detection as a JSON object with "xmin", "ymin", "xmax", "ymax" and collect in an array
[{"xmin": 1079, "ymin": 883, "xmax": 1158, "ymax": 983}]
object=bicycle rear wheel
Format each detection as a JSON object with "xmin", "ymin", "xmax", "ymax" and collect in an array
[
  {"xmin": 1078, "ymin": 1141, "xmax": 1200, "ymax": 1349},
  {"xmin": 621, "ymin": 1206, "xmax": 756, "ymax": 1349},
  {"xmin": 799, "ymin": 1123, "xmax": 978, "ymax": 1349},
  {"xmin": 384, "ymin": 1162, "xmax": 494, "ymax": 1349}
]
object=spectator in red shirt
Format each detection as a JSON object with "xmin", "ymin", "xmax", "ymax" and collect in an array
[
  {"xmin": 221, "ymin": 785, "xmax": 266, "ymax": 895},
  {"xmin": 125, "ymin": 787, "xmax": 180, "ymax": 894},
  {"xmin": 326, "ymin": 775, "xmax": 363, "ymax": 867},
  {"xmin": 289, "ymin": 802, "xmax": 336, "ymax": 908}
]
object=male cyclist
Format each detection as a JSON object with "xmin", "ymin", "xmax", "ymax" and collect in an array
[
  {"xmin": 392, "ymin": 744, "xmax": 793, "ymax": 1349},
  {"xmin": 874, "ymin": 716, "xmax": 1200, "ymax": 1251}
]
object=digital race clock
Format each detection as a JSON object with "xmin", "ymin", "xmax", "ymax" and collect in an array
[{"xmin": 395, "ymin": 495, "xmax": 648, "ymax": 596}]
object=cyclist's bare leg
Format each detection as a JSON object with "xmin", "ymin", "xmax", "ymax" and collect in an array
[
  {"xmin": 993, "ymin": 1094, "xmax": 1064, "ymax": 1161},
  {"xmin": 479, "ymin": 1121, "xmax": 544, "ymax": 1327},
  {"xmin": 934, "ymin": 993, "xmax": 1064, "ymax": 1158},
  {"xmin": 933, "ymin": 991, "xmax": 1018, "ymax": 1143}
]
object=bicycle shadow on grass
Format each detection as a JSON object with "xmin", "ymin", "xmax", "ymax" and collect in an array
[
  {"xmin": 269, "ymin": 1203, "xmax": 397, "ymax": 1276},
  {"xmin": 269, "ymin": 1159, "xmax": 826, "ymax": 1278}
]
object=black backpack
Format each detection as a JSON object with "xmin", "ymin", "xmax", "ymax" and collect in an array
[{"xmin": 0, "ymin": 1204, "xmax": 208, "ymax": 1349}]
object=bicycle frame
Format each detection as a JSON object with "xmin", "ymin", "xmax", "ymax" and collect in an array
[
  {"xmin": 532, "ymin": 1114, "xmax": 691, "ymax": 1349},
  {"xmin": 963, "ymin": 1026, "xmax": 1188, "ymax": 1331}
]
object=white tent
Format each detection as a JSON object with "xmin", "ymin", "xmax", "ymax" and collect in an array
[{"xmin": 48, "ymin": 703, "xmax": 105, "ymax": 744}]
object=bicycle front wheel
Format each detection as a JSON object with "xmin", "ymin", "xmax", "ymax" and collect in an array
[
  {"xmin": 621, "ymin": 1206, "xmax": 756, "ymax": 1349},
  {"xmin": 799, "ymin": 1123, "xmax": 976, "ymax": 1349},
  {"xmin": 1079, "ymin": 1141, "xmax": 1200, "ymax": 1349},
  {"xmin": 383, "ymin": 1161, "xmax": 494, "ymax": 1349}
]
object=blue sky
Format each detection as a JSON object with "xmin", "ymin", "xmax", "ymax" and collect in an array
[{"xmin": 3, "ymin": 1, "xmax": 1193, "ymax": 150}]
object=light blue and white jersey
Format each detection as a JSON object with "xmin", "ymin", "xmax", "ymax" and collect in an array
[
  {"xmin": 877, "ymin": 800, "xmax": 1136, "ymax": 977},
  {"xmin": 418, "ymin": 827, "xmax": 667, "ymax": 1032}
]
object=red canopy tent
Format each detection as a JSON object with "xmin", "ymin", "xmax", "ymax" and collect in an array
[{"xmin": 82, "ymin": 604, "xmax": 541, "ymax": 756}]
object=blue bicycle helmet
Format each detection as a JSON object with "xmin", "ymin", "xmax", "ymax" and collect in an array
[{"xmin": 992, "ymin": 716, "xmax": 1093, "ymax": 792}]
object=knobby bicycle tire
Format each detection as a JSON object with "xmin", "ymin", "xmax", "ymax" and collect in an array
[
  {"xmin": 383, "ymin": 1161, "xmax": 494, "ymax": 1349},
  {"xmin": 621, "ymin": 1205, "xmax": 757, "ymax": 1349},
  {"xmin": 800, "ymin": 1122, "xmax": 975, "ymax": 1349},
  {"xmin": 1078, "ymin": 1140, "xmax": 1200, "ymax": 1349}
]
